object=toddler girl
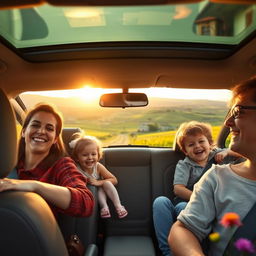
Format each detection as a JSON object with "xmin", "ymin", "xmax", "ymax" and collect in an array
[{"xmin": 70, "ymin": 134, "xmax": 128, "ymax": 219}]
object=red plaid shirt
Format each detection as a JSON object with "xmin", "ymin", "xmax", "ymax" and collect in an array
[{"xmin": 17, "ymin": 157, "xmax": 94, "ymax": 217}]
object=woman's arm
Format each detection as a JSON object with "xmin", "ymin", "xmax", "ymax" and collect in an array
[
  {"xmin": 169, "ymin": 220, "xmax": 205, "ymax": 256},
  {"xmin": 173, "ymin": 184, "xmax": 192, "ymax": 201},
  {"xmin": 0, "ymin": 178, "xmax": 71, "ymax": 209},
  {"xmin": 6, "ymin": 158, "xmax": 94, "ymax": 217}
]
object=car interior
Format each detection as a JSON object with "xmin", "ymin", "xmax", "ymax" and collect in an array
[{"xmin": 0, "ymin": 0, "xmax": 256, "ymax": 255}]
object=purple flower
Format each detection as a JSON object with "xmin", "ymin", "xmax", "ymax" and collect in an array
[{"xmin": 234, "ymin": 238, "xmax": 255, "ymax": 253}]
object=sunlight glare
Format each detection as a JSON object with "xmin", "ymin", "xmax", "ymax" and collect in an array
[
  {"xmin": 138, "ymin": 88, "xmax": 232, "ymax": 102},
  {"xmin": 23, "ymin": 87, "xmax": 231, "ymax": 102}
]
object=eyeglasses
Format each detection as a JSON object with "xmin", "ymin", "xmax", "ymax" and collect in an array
[{"xmin": 226, "ymin": 105, "xmax": 256, "ymax": 120}]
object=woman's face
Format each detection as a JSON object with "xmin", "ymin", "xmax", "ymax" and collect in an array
[
  {"xmin": 225, "ymin": 93, "xmax": 256, "ymax": 159},
  {"xmin": 22, "ymin": 111, "xmax": 58, "ymax": 156}
]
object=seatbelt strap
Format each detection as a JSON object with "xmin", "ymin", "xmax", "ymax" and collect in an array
[
  {"xmin": 7, "ymin": 168, "xmax": 18, "ymax": 179},
  {"xmin": 224, "ymin": 202, "xmax": 256, "ymax": 255},
  {"xmin": 174, "ymin": 157, "xmax": 216, "ymax": 205},
  {"xmin": 193, "ymin": 157, "xmax": 216, "ymax": 187}
]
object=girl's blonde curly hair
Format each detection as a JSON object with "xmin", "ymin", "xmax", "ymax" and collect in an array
[{"xmin": 69, "ymin": 132, "xmax": 103, "ymax": 161}]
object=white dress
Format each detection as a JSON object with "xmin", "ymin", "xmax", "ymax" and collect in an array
[{"xmin": 77, "ymin": 162, "xmax": 100, "ymax": 180}]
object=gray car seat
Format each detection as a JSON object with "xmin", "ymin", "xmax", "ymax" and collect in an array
[
  {"xmin": 59, "ymin": 128, "xmax": 99, "ymax": 255},
  {"xmin": 0, "ymin": 88, "xmax": 69, "ymax": 256}
]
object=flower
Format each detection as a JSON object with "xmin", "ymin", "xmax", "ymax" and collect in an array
[
  {"xmin": 220, "ymin": 212, "xmax": 242, "ymax": 228},
  {"xmin": 234, "ymin": 238, "xmax": 255, "ymax": 254},
  {"xmin": 209, "ymin": 232, "xmax": 220, "ymax": 242}
]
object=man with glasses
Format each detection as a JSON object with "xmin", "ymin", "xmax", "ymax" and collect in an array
[
  {"xmin": 169, "ymin": 76, "xmax": 256, "ymax": 256},
  {"xmin": 227, "ymin": 105, "xmax": 256, "ymax": 120}
]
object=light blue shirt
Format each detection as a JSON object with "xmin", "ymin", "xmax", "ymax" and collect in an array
[
  {"xmin": 178, "ymin": 164, "xmax": 256, "ymax": 256},
  {"xmin": 173, "ymin": 148, "xmax": 222, "ymax": 190}
]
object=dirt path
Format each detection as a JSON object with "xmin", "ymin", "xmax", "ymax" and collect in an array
[{"xmin": 103, "ymin": 134, "xmax": 129, "ymax": 146}]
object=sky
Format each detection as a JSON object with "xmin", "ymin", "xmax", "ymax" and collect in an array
[{"xmin": 24, "ymin": 87, "xmax": 232, "ymax": 102}]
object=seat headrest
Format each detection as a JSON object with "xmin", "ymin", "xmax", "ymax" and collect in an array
[
  {"xmin": 172, "ymin": 132, "xmax": 182, "ymax": 153},
  {"xmin": 62, "ymin": 127, "xmax": 82, "ymax": 155},
  {"xmin": 172, "ymin": 131, "xmax": 186, "ymax": 160},
  {"xmin": 0, "ymin": 89, "xmax": 17, "ymax": 178}
]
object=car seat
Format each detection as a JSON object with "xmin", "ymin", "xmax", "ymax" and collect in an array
[
  {"xmin": 59, "ymin": 128, "xmax": 99, "ymax": 255},
  {"xmin": 62, "ymin": 127, "xmax": 83, "ymax": 155},
  {"xmin": 0, "ymin": 88, "xmax": 71, "ymax": 256}
]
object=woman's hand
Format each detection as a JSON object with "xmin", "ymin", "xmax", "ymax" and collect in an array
[
  {"xmin": 0, "ymin": 178, "xmax": 71, "ymax": 210},
  {"xmin": 0, "ymin": 178, "xmax": 37, "ymax": 192}
]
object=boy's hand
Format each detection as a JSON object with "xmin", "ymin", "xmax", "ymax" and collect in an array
[{"xmin": 214, "ymin": 151, "xmax": 228, "ymax": 163}]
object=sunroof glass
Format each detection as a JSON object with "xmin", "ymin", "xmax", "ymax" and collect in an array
[{"xmin": 0, "ymin": 1, "xmax": 255, "ymax": 48}]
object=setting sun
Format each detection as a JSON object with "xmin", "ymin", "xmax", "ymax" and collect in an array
[{"xmin": 78, "ymin": 86, "xmax": 105, "ymax": 102}]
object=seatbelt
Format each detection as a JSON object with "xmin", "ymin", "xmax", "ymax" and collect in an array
[
  {"xmin": 193, "ymin": 157, "xmax": 216, "ymax": 186},
  {"xmin": 223, "ymin": 202, "xmax": 256, "ymax": 255},
  {"xmin": 7, "ymin": 168, "xmax": 18, "ymax": 179},
  {"xmin": 174, "ymin": 157, "xmax": 216, "ymax": 205}
]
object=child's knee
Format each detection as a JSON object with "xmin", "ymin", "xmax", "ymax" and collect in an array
[
  {"xmin": 153, "ymin": 196, "xmax": 172, "ymax": 210},
  {"xmin": 102, "ymin": 180, "xmax": 113, "ymax": 188}
]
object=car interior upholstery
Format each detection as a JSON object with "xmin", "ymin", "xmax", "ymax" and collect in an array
[
  {"xmin": 1, "ymin": 0, "xmax": 255, "ymax": 255},
  {"xmin": 59, "ymin": 128, "xmax": 186, "ymax": 255},
  {"xmin": 0, "ymin": 88, "xmax": 69, "ymax": 256}
]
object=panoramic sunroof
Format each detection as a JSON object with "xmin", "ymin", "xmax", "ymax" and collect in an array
[{"xmin": 0, "ymin": 1, "xmax": 255, "ymax": 49}]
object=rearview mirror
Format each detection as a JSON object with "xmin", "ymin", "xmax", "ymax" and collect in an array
[{"xmin": 99, "ymin": 93, "xmax": 148, "ymax": 108}]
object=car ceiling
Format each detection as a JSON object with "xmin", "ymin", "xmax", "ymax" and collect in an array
[{"xmin": 0, "ymin": 0, "xmax": 256, "ymax": 97}]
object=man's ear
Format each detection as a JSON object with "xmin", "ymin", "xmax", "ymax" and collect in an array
[{"xmin": 21, "ymin": 129, "xmax": 25, "ymax": 138}]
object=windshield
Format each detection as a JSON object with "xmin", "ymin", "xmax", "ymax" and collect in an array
[
  {"xmin": 20, "ymin": 88, "xmax": 231, "ymax": 147},
  {"xmin": 0, "ymin": 2, "xmax": 255, "ymax": 48}
]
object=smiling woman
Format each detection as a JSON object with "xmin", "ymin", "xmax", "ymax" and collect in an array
[{"xmin": 1, "ymin": 103, "xmax": 94, "ymax": 218}]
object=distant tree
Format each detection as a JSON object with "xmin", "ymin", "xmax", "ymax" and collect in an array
[{"xmin": 148, "ymin": 123, "xmax": 159, "ymax": 132}]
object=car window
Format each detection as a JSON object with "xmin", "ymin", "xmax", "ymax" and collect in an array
[
  {"xmin": 20, "ymin": 87, "xmax": 231, "ymax": 147},
  {"xmin": 0, "ymin": 2, "xmax": 255, "ymax": 48}
]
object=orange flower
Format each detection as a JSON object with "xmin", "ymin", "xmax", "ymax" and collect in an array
[{"xmin": 220, "ymin": 212, "xmax": 242, "ymax": 228}]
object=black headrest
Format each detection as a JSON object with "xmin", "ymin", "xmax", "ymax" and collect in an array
[{"xmin": 0, "ymin": 89, "xmax": 17, "ymax": 178}]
